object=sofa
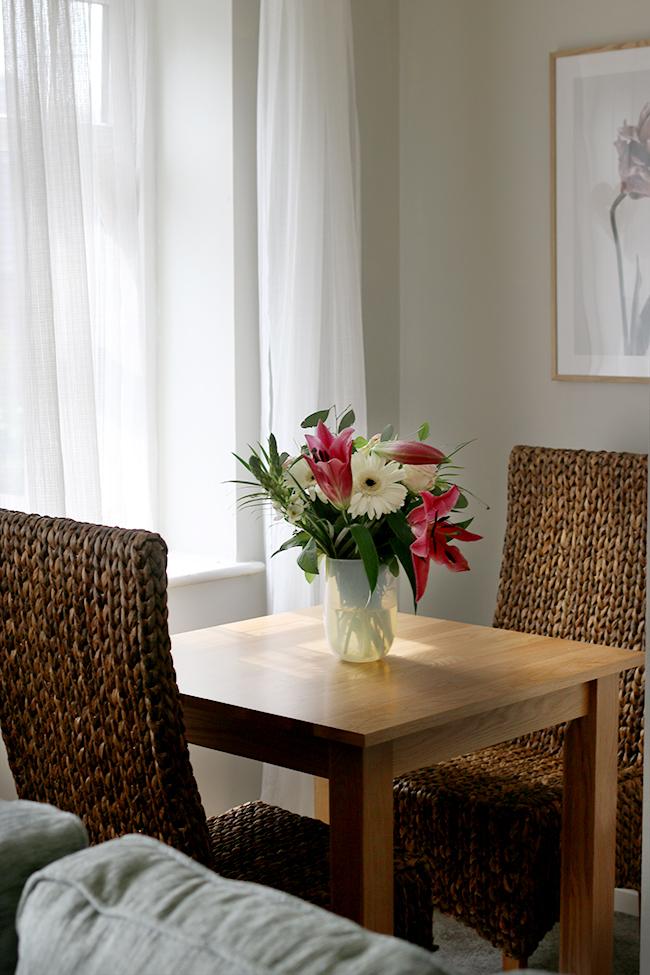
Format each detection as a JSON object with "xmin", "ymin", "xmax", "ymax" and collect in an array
[{"xmin": 1, "ymin": 798, "xmax": 548, "ymax": 975}]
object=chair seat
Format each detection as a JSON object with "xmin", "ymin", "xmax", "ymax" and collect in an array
[
  {"xmin": 394, "ymin": 740, "xmax": 643, "ymax": 960},
  {"xmin": 391, "ymin": 445, "xmax": 646, "ymax": 965},
  {"xmin": 208, "ymin": 800, "xmax": 435, "ymax": 950}
]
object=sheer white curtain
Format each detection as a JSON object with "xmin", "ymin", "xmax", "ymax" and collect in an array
[
  {"xmin": 0, "ymin": 0, "xmax": 150, "ymax": 529},
  {"xmin": 257, "ymin": 0, "xmax": 367, "ymax": 815}
]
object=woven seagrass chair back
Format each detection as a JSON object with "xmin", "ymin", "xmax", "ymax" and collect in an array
[
  {"xmin": 493, "ymin": 445, "xmax": 646, "ymax": 766},
  {"xmin": 0, "ymin": 508, "xmax": 212, "ymax": 865}
]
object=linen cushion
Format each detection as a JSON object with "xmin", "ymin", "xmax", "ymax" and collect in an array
[
  {"xmin": 0, "ymin": 799, "xmax": 88, "ymax": 975},
  {"xmin": 15, "ymin": 833, "xmax": 458, "ymax": 975}
]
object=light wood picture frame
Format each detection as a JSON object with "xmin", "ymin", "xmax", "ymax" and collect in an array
[{"xmin": 551, "ymin": 40, "xmax": 650, "ymax": 382}]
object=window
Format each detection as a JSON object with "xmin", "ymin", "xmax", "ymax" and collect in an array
[{"xmin": 0, "ymin": 0, "xmax": 150, "ymax": 528}]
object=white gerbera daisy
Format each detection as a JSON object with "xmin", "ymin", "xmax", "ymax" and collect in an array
[{"xmin": 348, "ymin": 452, "xmax": 407, "ymax": 519}]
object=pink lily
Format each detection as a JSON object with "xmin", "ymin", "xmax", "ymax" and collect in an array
[
  {"xmin": 304, "ymin": 421, "xmax": 354, "ymax": 509},
  {"xmin": 407, "ymin": 486, "xmax": 482, "ymax": 601},
  {"xmin": 372, "ymin": 439, "xmax": 446, "ymax": 466}
]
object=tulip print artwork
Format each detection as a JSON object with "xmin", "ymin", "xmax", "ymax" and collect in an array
[
  {"xmin": 610, "ymin": 102, "xmax": 650, "ymax": 355},
  {"xmin": 553, "ymin": 42, "xmax": 650, "ymax": 380}
]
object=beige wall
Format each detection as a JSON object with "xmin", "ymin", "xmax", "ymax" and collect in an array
[
  {"xmin": 398, "ymin": 1, "xmax": 650, "ymax": 626},
  {"xmin": 351, "ymin": 0, "xmax": 401, "ymax": 438}
]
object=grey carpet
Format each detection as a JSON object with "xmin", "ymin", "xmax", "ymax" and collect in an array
[{"xmin": 431, "ymin": 910, "xmax": 640, "ymax": 974}]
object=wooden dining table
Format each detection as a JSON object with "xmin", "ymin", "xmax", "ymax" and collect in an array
[{"xmin": 171, "ymin": 605, "xmax": 642, "ymax": 975}]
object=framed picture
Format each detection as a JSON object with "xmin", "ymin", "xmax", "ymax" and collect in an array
[{"xmin": 552, "ymin": 40, "xmax": 650, "ymax": 381}]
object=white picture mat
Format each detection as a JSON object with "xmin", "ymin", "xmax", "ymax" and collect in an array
[{"xmin": 555, "ymin": 44, "xmax": 650, "ymax": 379}]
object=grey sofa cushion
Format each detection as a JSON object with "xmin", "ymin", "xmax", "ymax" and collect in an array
[
  {"xmin": 15, "ymin": 833, "xmax": 461, "ymax": 975},
  {"xmin": 0, "ymin": 799, "xmax": 88, "ymax": 975}
]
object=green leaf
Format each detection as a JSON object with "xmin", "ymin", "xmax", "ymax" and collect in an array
[
  {"xmin": 349, "ymin": 523, "xmax": 379, "ymax": 593},
  {"xmin": 353, "ymin": 436, "xmax": 368, "ymax": 449},
  {"xmin": 389, "ymin": 536, "xmax": 418, "ymax": 612},
  {"xmin": 338, "ymin": 408, "xmax": 355, "ymax": 432},
  {"xmin": 233, "ymin": 452, "xmax": 254, "ymax": 473},
  {"xmin": 304, "ymin": 571, "xmax": 318, "ymax": 584},
  {"xmin": 418, "ymin": 422, "xmax": 429, "ymax": 442},
  {"xmin": 301, "ymin": 409, "xmax": 331, "ymax": 429},
  {"xmin": 454, "ymin": 517, "xmax": 474, "ymax": 530},
  {"xmin": 268, "ymin": 433, "xmax": 283, "ymax": 475},
  {"xmin": 380, "ymin": 424, "xmax": 394, "ymax": 442},
  {"xmin": 386, "ymin": 509, "xmax": 415, "ymax": 547},
  {"xmin": 248, "ymin": 456, "xmax": 266, "ymax": 479},
  {"xmin": 387, "ymin": 556, "xmax": 400, "ymax": 577},
  {"xmin": 297, "ymin": 537, "xmax": 319, "ymax": 576},
  {"xmin": 272, "ymin": 532, "xmax": 310, "ymax": 556},
  {"xmin": 454, "ymin": 493, "xmax": 469, "ymax": 510}
]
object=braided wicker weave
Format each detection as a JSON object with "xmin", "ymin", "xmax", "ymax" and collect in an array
[
  {"xmin": 0, "ymin": 508, "xmax": 432, "ymax": 949},
  {"xmin": 393, "ymin": 445, "xmax": 646, "ymax": 962}
]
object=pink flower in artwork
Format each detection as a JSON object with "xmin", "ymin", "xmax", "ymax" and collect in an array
[
  {"xmin": 304, "ymin": 421, "xmax": 354, "ymax": 509},
  {"xmin": 407, "ymin": 486, "xmax": 482, "ymax": 601},
  {"xmin": 615, "ymin": 102, "xmax": 650, "ymax": 199}
]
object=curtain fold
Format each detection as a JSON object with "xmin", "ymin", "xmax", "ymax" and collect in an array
[
  {"xmin": 257, "ymin": 0, "xmax": 367, "ymax": 815},
  {"xmin": 0, "ymin": 0, "xmax": 150, "ymax": 529}
]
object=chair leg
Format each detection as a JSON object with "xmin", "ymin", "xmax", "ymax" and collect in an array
[{"xmin": 502, "ymin": 952, "xmax": 528, "ymax": 970}]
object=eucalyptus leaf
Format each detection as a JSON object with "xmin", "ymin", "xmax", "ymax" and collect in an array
[
  {"xmin": 454, "ymin": 493, "xmax": 469, "ymax": 510},
  {"xmin": 338, "ymin": 408, "xmax": 355, "ymax": 432},
  {"xmin": 380, "ymin": 424, "xmax": 394, "ymax": 442},
  {"xmin": 353, "ymin": 436, "xmax": 368, "ymax": 449},
  {"xmin": 349, "ymin": 523, "xmax": 379, "ymax": 593},
  {"xmin": 301, "ymin": 409, "xmax": 331, "ymax": 429},
  {"xmin": 418, "ymin": 422, "xmax": 429, "ymax": 442},
  {"xmin": 297, "ymin": 537, "xmax": 319, "ymax": 575}
]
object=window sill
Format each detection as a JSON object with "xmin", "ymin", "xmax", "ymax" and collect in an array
[{"xmin": 167, "ymin": 550, "xmax": 265, "ymax": 589}]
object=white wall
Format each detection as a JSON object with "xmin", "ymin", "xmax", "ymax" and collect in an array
[
  {"xmin": 398, "ymin": 0, "xmax": 650, "ymax": 627},
  {"xmin": 154, "ymin": 0, "xmax": 265, "ymax": 817}
]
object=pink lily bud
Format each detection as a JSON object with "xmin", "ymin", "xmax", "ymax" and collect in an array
[{"xmin": 372, "ymin": 439, "xmax": 446, "ymax": 466}]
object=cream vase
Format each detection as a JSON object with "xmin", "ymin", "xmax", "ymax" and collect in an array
[{"xmin": 323, "ymin": 558, "xmax": 398, "ymax": 663}]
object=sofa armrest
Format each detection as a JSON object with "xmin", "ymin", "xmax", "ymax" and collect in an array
[
  {"xmin": 16, "ymin": 833, "xmax": 462, "ymax": 975},
  {"xmin": 0, "ymin": 799, "xmax": 88, "ymax": 975}
]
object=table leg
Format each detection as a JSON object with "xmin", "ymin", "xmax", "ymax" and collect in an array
[
  {"xmin": 560, "ymin": 675, "xmax": 618, "ymax": 975},
  {"xmin": 328, "ymin": 740, "xmax": 394, "ymax": 934},
  {"xmin": 313, "ymin": 776, "xmax": 330, "ymax": 823}
]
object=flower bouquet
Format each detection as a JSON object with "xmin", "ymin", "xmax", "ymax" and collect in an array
[{"xmin": 235, "ymin": 407, "xmax": 481, "ymax": 661}]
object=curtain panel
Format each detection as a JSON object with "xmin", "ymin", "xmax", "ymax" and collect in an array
[
  {"xmin": 0, "ymin": 0, "xmax": 151, "ymax": 528},
  {"xmin": 257, "ymin": 0, "xmax": 367, "ymax": 815}
]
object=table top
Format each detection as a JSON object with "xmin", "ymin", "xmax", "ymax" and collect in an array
[{"xmin": 171, "ymin": 606, "xmax": 642, "ymax": 749}]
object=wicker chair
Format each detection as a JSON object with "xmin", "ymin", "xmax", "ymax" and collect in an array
[
  {"xmin": 0, "ymin": 508, "xmax": 431, "ymax": 948},
  {"xmin": 393, "ymin": 445, "xmax": 646, "ymax": 968}
]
